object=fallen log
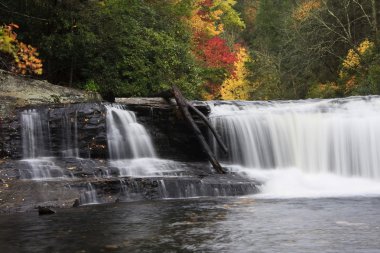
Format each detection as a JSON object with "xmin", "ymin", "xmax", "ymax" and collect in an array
[
  {"xmin": 186, "ymin": 101, "xmax": 228, "ymax": 154},
  {"xmin": 171, "ymin": 86, "xmax": 226, "ymax": 174}
]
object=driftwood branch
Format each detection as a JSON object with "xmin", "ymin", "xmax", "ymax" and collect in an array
[
  {"xmin": 186, "ymin": 101, "xmax": 228, "ymax": 154},
  {"xmin": 171, "ymin": 85, "xmax": 226, "ymax": 174}
]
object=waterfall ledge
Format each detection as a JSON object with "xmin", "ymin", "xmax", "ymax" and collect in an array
[{"xmin": 0, "ymin": 96, "xmax": 259, "ymax": 213}]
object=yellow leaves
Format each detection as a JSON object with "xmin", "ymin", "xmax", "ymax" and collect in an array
[
  {"xmin": 220, "ymin": 46, "xmax": 251, "ymax": 100},
  {"xmin": 207, "ymin": 24, "xmax": 223, "ymax": 36},
  {"xmin": 210, "ymin": 9, "xmax": 223, "ymax": 21},
  {"xmin": 190, "ymin": 11, "xmax": 223, "ymax": 37},
  {"xmin": 293, "ymin": 0, "xmax": 321, "ymax": 22},
  {"xmin": 342, "ymin": 39, "xmax": 374, "ymax": 69},
  {"xmin": 337, "ymin": 39, "xmax": 377, "ymax": 96},
  {"xmin": 0, "ymin": 25, "xmax": 17, "ymax": 55},
  {"xmin": 189, "ymin": 14, "xmax": 204, "ymax": 34},
  {"xmin": 0, "ymin": 24, "xmax": 43, "ymax": 75},
  {"xmin": 357, "ymin": 39, "xmax": 374, "ymax": 54},
  {"xmin": 189, "ymin": 1, "xmax": 225, "ymax": 37},
  {"xmin": 342, "ymin": 49, "xmax": 361, "ymax": 69}
]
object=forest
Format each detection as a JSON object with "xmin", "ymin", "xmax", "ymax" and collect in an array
[{"xmin": 1, "ymin": 0, "xmax": 380, "ymax": 100}]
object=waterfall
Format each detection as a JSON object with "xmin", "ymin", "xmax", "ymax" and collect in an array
[
  {"xmin": 105, "ymin": 105, "xmax": 188, "ymax": 177},
  {"xmin": 209, "ymin": 97, "xmax": 380, "ymax": 179},
  {"xmin": 106, "ymin": 105, "xmax": 162, "ymax": 176},
  {"xmin": 20, "ymin": 109, "xmax": 64, "ymax": 180},
  {"xmin": 21, "ymin": 109, "xmax": 50, "ymax": 158},
  {"xmin": 61, "ymin": 110, "xmax": 79, "ymax": 158},
  {"xmin": 106, "ymin": 105, "xmax": 156, "ymax": 160},
  {"xmin": 79, "ymin": 183, "xmax": 99, "ymax": 205}
]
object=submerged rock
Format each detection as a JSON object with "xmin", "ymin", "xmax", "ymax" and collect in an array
[
  {"xmin": 38, "ymin": 206, "xmax": 56, "ymax": 215},
  {"xmin": 72, "ymin": 199, "xmax": 80, "ymax": 208}
]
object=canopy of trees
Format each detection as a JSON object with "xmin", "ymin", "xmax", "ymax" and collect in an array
[{"xmin": 1, "ymin": 0, "xmax": 379, "ymax": 100}]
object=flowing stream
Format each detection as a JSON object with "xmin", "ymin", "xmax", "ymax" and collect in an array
[
  {"xmin": 105, "ymin": 105, "xmax": 186, "ymax": 177},
  {"xmin": 1, "ymin": 198, "xmax": 380, "ymax": 252},
  {"xmin": 20, "ymin": 109, "xmax": 64, "ymax": 180},
  {"xmin": 6, "ymin": 97, "xmax": 380, "ymax": 252},
  {"xmin": 209, "ymin": 96, "xmax": 380, "ymax": 198},
  {"xmin": 106, "ymin": 105, "xmax": 156, "ymax": 160}
]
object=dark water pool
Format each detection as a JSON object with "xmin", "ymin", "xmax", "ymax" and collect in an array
[{"xmin": 1, "ymin": 197, "xmax": 380, "ymax": 253}]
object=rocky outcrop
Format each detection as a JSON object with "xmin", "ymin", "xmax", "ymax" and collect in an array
[
  {"xmin": 117, "ymin": 98, "xmax": 211, "ymax": 162},
  {"xmin": 0, "ymin": 158, "xmax": 259, "ymax": 213},
  {"xmin": 0, "ymin": 103, "xmax": 107, "ymax": 159},
  {"xmin": 0, "ymin": 70, "xmax": 103, "ymax": 158},
  {"xmin": 0, "ymin": 96, "xmax": 212, "ymax": 161},
  {"xmin": 0, "ymin": 71, "xmax": 211, "ymax": 161},
  {"xmin": 0, "ymin": 69, "xmax": 101, "ymax": 118}
]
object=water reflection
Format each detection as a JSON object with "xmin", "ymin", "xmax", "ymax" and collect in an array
[{"xmin": 0, "ymin": 198, "xmax": 380, "ymax": 252}]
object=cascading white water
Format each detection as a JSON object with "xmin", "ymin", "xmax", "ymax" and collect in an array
[
  {"xmin": 21, "ymin": 109, "xmax": 48, "ymax": 158},
  {"xmin": 106, "ymin": 105, "xmax": 189, "ymax": 177},
  {"xmin": 106, "ymin": 105, "xmax": 156, "ymax": 160},
  {"xmin": 106, "ymin": 105, "xmax": 169, "ymax": 176},
  {"xmin": 20, "ymin": 109, "xmax": 64, "ymax": 180},
  {"xmin": 61, "ymin": 111, "xmax": 79, "ymax": 158},
  {"xmin": 209, "ymin": 96, "xmax": 380, "ymax": 197},
  {"xmin": 79, "ymin": 183, "xmax": 99, "ymax": 205}
]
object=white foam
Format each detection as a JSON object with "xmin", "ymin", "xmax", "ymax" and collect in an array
[
  {"xmin": 106, "ymin": 105, "xmax": 156, "ymax": 160},
  {"xmin": 110, "ymin": 158, "xmax": 186, "ymax": 177},
  {"xmin": 228, "ymin": 165, "xmax": 380, "ymax": 199}
]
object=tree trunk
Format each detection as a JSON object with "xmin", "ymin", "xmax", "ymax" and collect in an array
[
  {"xmin": 69, "ymin": 57, "xmax": 74, "ymax": 87},
  {"xmin": 186, "ymin": 101, "xmax": 228, "ymax": 154},
  {"xmin": 372, "ymin": 0, "xmax": 379, "ymax": 46},
  {"xmin": 171, "ymin": 86, "xmax": 226, "ymax": 174}
]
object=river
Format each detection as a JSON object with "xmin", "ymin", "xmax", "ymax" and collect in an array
[
  {"xmin": 0, "ymin": 196, "xmax": 379, "ymax": 252},
  {"xmin": 2, "ymin": 96, "xmax": 380, "ymax": 252}
]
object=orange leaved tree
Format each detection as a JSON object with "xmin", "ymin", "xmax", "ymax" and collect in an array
[{"xmin": 0, "ymin": 24, "xmax": 43, "ymax": 75}]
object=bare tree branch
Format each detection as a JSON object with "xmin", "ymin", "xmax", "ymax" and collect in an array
[
  {"xmin": 0, "ymin": 1, "xmax": 8, "ymax": 9},
  {"xmin": 0, "ymin": 6, "xmax": 48, "ymax": 22},
  {"xmin": 353, "ymin": 0, "xmax": 372, "ymax": 26}
]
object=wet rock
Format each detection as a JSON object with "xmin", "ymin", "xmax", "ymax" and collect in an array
[
  {"xmin": 104, "ymin": 244, "xmax": 120, "ymax": 251},
  {"xmin": 0, "ymin": 77, "xmax": 261, "ymax": 213},
  {"xmin": 72, "ymin": 199, "xmax": 80, "ymax": 208},
  {"xmin": 38, "ymin": 206, "xmax": 56, "ymax": 215},
  {"xmin": 1, "ymin": 95, "xmax": 211, "ymax": 161}
]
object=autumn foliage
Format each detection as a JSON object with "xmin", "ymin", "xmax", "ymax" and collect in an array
[
  {"xmin": 0, "ymin": 24, "xmax": 42, "ymax": 75},
  {"xmin": 292, "ymin": 0, "xmax": 321, "ymax": 22},
  {"xmin": 191, "ymin": 0, "xmax": 224, "ymax": 37},
  {"xmin": 221, "ymin": 46, "xmax": 251, "ymax": 100},
  {"xmin": 197, "ymin": 36, "xmax": 236, "ymax": 72},
  {"xmin": 339, "ymin": 39, "xmax": 376, "ymax": 95},
  {"xmin": 2, "ymin": 0, "xmax": 380, "ymax": 100},
  {"xmin": 189, "ymin": 0, "xmax": 247, "ymax": 99}
]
